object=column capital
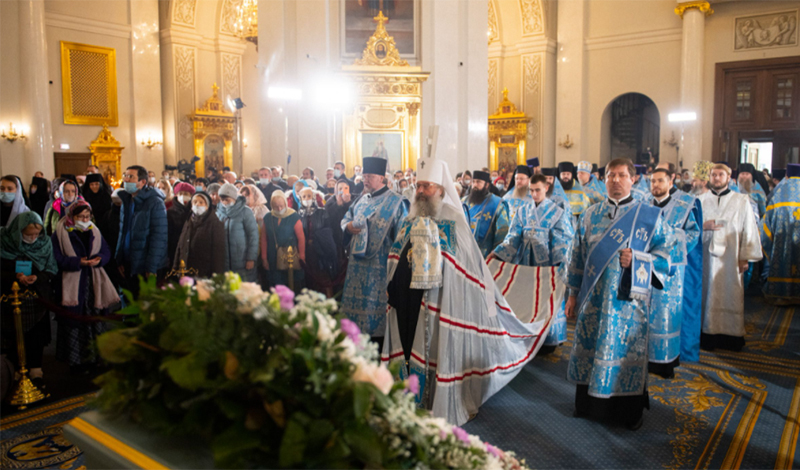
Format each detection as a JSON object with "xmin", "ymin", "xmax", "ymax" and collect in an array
[{"xmin": 674, "ymin": 1, "xmax": 714, "ymax": 19}]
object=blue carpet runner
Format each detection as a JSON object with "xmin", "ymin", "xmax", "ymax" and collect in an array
[{"xmin": 463, "ymin": 296, "xmax": 800, "ymax": 469}]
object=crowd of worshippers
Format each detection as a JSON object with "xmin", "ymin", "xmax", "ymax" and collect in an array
[{"xmin": 1, "ymin": 155, "xmax": 797, "ymax": 429}]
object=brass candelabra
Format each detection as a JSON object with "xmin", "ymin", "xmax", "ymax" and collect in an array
[
  {"xmin": 285, "ymin": 246, "xmax": 295, "ymax": 292},
  {"xmin": 166, "ymin": 260, "xmax": 199, "ymax": 279},
  {"xmin": 1, "ymin": 282, "xmax": 48, "ymax": 409}
]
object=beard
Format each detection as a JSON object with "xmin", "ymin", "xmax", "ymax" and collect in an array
[
  {"xmin": 561, "ymin": 178, "xmax": 574, "ymax": 191},
  {"xmin": 709, "ymin": 179, "xmax": 729, "ymax": 192},
  {"xmin": 738, "ymin": 178, "xmax": 752, "ymax": 193},
  {"xmin": 410, "ymin": 193, "xmax": 444, "ymax": 219},
  {"xmin": 513, "ymin": 185, "xmax": 529, "ymax": 199},
  {"xmin": 651, "ymin": 188, "xmax": 668, "ymax": 199},
  {"xmin": 468, "ymin": 186, "xmax": 489, "ymax": 205},
  {"xmin": 546, "ymin": 184, "xmax": 554, "ymax": 197}
]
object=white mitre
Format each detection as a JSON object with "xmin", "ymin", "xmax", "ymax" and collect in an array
[{"xmin": 416, "ymin": 158, "xmax": 461, "ymax": 214}]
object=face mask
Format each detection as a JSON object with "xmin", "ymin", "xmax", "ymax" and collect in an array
[
  {"xmin": 0, "ymin": 192, "xmax": 16, "ymax": 204},
  {"xmin": 333, "ymin": 169, "xmax": 342, "ymax": 178},
  {"xmin": 302, "ymin": 199, "xmax": 312, "ymax": 208},
  {"xmin": 192, "ymin": 205, "xmax": 207, "ymax": 216},
  {"xmin": 272, "ymin": 177, "xmax": 281, "ymax": 183},
  {"xmin": 259, "ymin": 178, "xmax": 269, "ymax": 186},
  {"xmin": 194, "ymin": 186, "xmax": 203, "ymax": 193},
  {"xmin": 149, "ymin": 177, "xmax": 156, "ymax": 184},
  {"xmin": 462, "ymin": 179, "xmax": 471, "ymax": 186},
  {"xmin": 124, "ymin": 182, "xmax": 139, "ymax": 193},
  {"xmin": 497, "ymin": 184, "xmax": 505, "ymax": 191},
  {"xmin": 178, "ymin": 195, "xmax": 190, "ymax": 205},
  {"xmin": 30, "ymin": 188, "xmax": 37, "ymax": 194},
  {"xmin": 54, "ymin": 190, "xmax": 61, "ymax": 200},
  {"xmin": 75, "ymin": 220, "xmax": 93, "ymax": 231},
  {"xmin": 279, "ymin": 207, "xmax": 288, "ymax": 215}
]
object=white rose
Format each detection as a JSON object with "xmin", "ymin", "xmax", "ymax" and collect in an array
[{"xmin": 352, "ymin": 359, "xmax": 394, "ymax": 395}]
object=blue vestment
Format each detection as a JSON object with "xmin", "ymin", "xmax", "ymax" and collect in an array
[
  {"xmin": 582, "ymin": 176, "xmax": 606, "ymax": 205},
  {"xmin": 341, "ymin": 189, "xmax": 407, "ymax": 336},
  {"xmin": 760, "ymin": 176, "xmax": 800, "ymax": 303},
  {"xmin": 465, "ymin": 194, "xmax": 510, "ymax": 257}
]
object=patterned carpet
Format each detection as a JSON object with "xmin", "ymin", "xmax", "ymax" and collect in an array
[
  {"xmin": 1, "ymin": 296, "xmax": 796, "ymax": 469},
  {"xmin": 463, "ymin": 295, "xmax": 800, "ymax": 469}
]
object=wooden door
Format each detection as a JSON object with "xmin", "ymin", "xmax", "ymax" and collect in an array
[{"xmin": 54, "ymin": 152, "xmax": 92, "ymax": 178}]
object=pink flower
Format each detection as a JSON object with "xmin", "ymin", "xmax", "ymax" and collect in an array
[
  {"xmin": 352, "ymin": 359, "xmax": 394, "ymax": 395},
  {"xmin": 404, "ymin": 375, "xmax": 420, "ymax": 395},
  {"xmin": 452, "ymin": 426, "xmax": 470, "ymax": 445},
  {"xmin": 439, "ymin": 429, "xmax": 449, "ymax": 440},
  {"xmin": 340, "ymin": 318, "xmax": 361, "ymax": 343},
  {"xmin": 271, "ymin": 285, "xmax": 295, "ymax": 310},
  {"xmin": 486, "ymin": 443, "xmax": 501, "ymax": 458},
  {"xmin": 179, "ymin": 276, "xmax": 195, "ymax": 287}
]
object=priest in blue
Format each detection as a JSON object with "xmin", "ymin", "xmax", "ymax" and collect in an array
[
  {"xmin": 737, "ymin": 163, "xmax": 769, "ymax": 218},
  {"xmin": 632, "ymin": 165, "xmax": 650, "ymax": 201},
  {"xmin": 502, "ymin": 165, "xmax": 534, "ymax": 221},
  {"xmin": 463, "ymin": 171, "xmax": 510, "ymax": 257},
  {"xmin": 760, "ymin": 163, "xmax": 800, "ymax": 304},
  {"xmin": 647, "ymin": 168, "xmax": 701, "ymax": 378},
  {"xmin": 488, "ymin": 174, "xmax": 574, "ymax": 351},
  {"xmin": 543, "ymin": 168, "xmax": 570, "ymax": 213},
  {"xmin": 341, "ymin": 156, "xmax": 407, "ymax": 342},
  {"xmin": 558, "ymin": 162, "xmax": 590, "ymax": 226},
  {"xmin": 565, "ymin": 158, "xmax": 679, "ymax": 430},
  {"xmin": 576, "ymin": 161, "xmax": 605, "ymax": 205}
]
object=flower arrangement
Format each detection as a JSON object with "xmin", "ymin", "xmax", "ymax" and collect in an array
[{"xmin": 93, "ymin": 274, "xmax": 527, "ymax": 469}]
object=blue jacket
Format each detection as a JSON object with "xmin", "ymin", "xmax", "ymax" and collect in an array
[
  {"xmin": 116, "ymin": 186, "xmax": 168, "ymax": 276},
  {"xmin": 216, "ymin": 196, "xmax": 259, "ymax": 281}
]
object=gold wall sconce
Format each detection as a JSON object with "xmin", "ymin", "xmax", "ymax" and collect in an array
[
  {"xmin": 1, "ymin": 123, "xmax": 27, "ymax": 143},
  {"xmin": 141, "ymin": 134, "xmax": 162, "ymax": 149},
  {"xmin": 558, "ymin": 134, "xmax": 574, "ymax": 149}
]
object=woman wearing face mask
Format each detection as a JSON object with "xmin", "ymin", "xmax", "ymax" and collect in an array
[
  {"xmin": 216, "ymin": 183, "xmax": 260, "ymax": 282},
  {"xmin": 0, "ymin": 211, "xmax": 57, "ymax": 383},
  {"xmin": 262, "ymin": 191, "xmax": 305, "ymax": 292},
  {"xmin": 45, "ymin": 180, "xmax": 82, "ymax": 236},
  {"xmin": 287, "ymin": 180, "xmax": 308, "ymax": 211},
  {"xmin": 80, "ymin": 174, "xmax": 112, "ymax": 221},
  {"xmin": 156, "ymin": 178, "xmax": 174, "ymax": 210},
  {"xmin": 494, "ymin": 177, "xmax": 507, "ymax": 195},
  {"xmin": 297, "ymin": 187, "xmax": 340, "ymax": 296},
  {"xmin": 173, "ymin": 192, "xmax": 227, "ymax": 278},
  {"xmin": 51, "ymin": 201, "xmax": 118, "ymax": 373},
  {"xmin": 166, "ymin": 182, "xmax": 196, "ymax": 267},
  {"xmin": 240, "ymin": 184, "xmax": 269, "ymax": 227},
  {"xmin": 1, "ymin": 175, "xmax": 30, "ymax": 227}
]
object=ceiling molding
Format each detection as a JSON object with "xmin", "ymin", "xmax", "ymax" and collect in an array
[
  {"xmin": 45, "ymin": 12, "xmax": 131, "ymax": 39},
  {"xmin": 585, "ymin": 28, "xmax": 683, "ymax": 51}
]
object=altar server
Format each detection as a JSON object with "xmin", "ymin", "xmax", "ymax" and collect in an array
[
  {"xmin": 383, "ymin": 158, "xmax": 551, "ymax": 426},
  {"xmin": 760, "ymin": 163, "xmax": 800, "ymax": 305},
  {"xmin": 700, "ymin": 164, "xmax": 762, "ymax": 352},
  {"xmin": 341, "ymin": 157, "xmax": 407, "ymax": 341},
  {"xmin": 565, "ymin": 158, "xmax": 679, "ymax": 430},
  {"xmin": 502, "ymin": 165, "xmax": 534, "ymax": 220},
  {"xmin": 463, "ymin": 171, "xmax": 510, "ymax": 257}
]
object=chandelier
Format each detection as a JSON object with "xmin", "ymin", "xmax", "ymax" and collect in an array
[{"xmin": 234, "ymin": 0, "xmax": 258, "ymax": 47}]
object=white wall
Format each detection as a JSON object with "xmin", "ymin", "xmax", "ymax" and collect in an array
[{"xmin": 0, "ymin": 0, "xmax": 26, "ymax": 178}]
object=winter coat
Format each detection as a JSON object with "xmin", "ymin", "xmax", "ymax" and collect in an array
[
  {"xmin": 216, "ymin": 196, "xmax": 259, "ymax": 281},
  {"xmin": 116, "ymin": 186, "xmax": 168, "ymax": 277},
  {"xmin": 167, "ymin": 200, "xmax": 192, "ymax": 265},
  {"xmin": 173, "ymin": 210, "xmax": 228, "ymax": 278},
  {"xmin": 51, "ymin": 226, "xmax": 112, "ymax": 314}
]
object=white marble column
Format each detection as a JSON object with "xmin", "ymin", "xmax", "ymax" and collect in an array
[
  {"xmin": 554, "ymin": 0, "xmax": 587, "ymax": 165},
  {"xmin": 19, "ymin": 0, "xmax": 55, "ymax": 177},
  {"xmin": 676, "ymin": 1, "xmax": 713, "ymax": 168}
]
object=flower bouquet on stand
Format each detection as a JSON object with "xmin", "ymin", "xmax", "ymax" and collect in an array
[{"xmin": 93, "ymin": 273, "xmax": 528, "ymax": 469}]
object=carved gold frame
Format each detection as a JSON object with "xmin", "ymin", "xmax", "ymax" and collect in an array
[
  {"xmin": 488, "ymin": 88, "xmax": 530, "ymax": 171},
  {"xmin": 89, "ymin": 124, "xmax": 124, "ymax": 184},
  {"xmin": 60, "ymin": 41, "xmax": 118, "ymax": 126},
  {"xmin": 190, "ymin": 84, "xmax": 234, "ymax": 176}
]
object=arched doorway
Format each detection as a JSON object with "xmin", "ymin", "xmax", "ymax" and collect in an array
[{"xmin": 600, "ymin": 93, "xmax": 660, "ymax": 166}]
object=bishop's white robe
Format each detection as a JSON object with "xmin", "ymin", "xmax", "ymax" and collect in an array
[{"xmin": 701, "ymin": 190, "xmax": 762, "ymax": 338}]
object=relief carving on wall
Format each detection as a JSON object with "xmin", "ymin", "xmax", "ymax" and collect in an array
[
  {"xmin": 172, "ymin": 0, "xmax": 197, "ymax": 26},
  {"xmin": 220, "ymin": 0, "xmax": 244, "ymax": 35},
  {"xmin": 521, "ymin": 54, "xmax": 541, "ymax": 109},
  {"xmin": 222, "ymin": 54, "xmax": 242, "ymax": 101},
  {"xmin": 175, "ymin": 46, "xmax": 195, "ymax": 92},
  {"xmin": 488, "ymin": 0, "xmax": 499, "ymax": 43},
  {"xmin": 734, "ymin": 10, "xmax": 798, "ymax": 51},
  {"xmin": 519, "ymin": 0, "xmax": 544, "ymax": 36},
  {"xmin": 488, "ymin": 58, "xmax": 499, "ymax": 111}
]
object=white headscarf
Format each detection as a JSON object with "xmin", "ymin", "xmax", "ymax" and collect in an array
[
  {"xmin": 3, "ymin": 176, "xmax": 30, "ymax": 227},
  {"xmin": 415, "ymin": 158, "xmax": 496, "ymax": 314}
]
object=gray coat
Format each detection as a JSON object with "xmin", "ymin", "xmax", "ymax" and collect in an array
[{"xmin": 215, "ymin": 196, "xmax": 259, "ymax": 282}]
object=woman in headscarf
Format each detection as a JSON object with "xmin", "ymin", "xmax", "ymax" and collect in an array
[
  {"xmin": 240, "ymin": 184, "xmax": 270, "ymax": 228},
  {"xmin": 217, "ymin": 183, "xmax": 260, "ymax": 282},
  {"xmin": 287, "ymin": 179, "xmax": 308, "ymax": 211},
  {"xmin": 173, "ymin": 192, "xmax": 227, "ymax": 278},
  {"xmin": 51, "ymin": 201, "xmax": 118, "ymax": 372},
  {"xmin": 157, "ymin": 178, "xmax": 174, "ymax": 210},
  {"xmin": 166, "ymin": 182, "xmax": 195, "ymax": 266},
  {"xmin": 0, "ymin": 211, "xmax": 57, "ymax": 382},
  {"xmin": 81, "ymin": 174, "xmax": 112, "ymax": 221},
  {"xmin": 298, "ymin": 186, "xmax": 340, "ymax": 296},
  {"xmin": 262, "ymin": 191, "xmax": 305, "ymax": 293},
  {"xmin": 1, "ymin": 175, "xmax": 31, "ymax": 228},
  {"xmin": 28, "ymin": 175, "xmax": 50, "ymax": 219},
  {"xmin": 44, "ymin": 180, "xmax": 82, "ymax": 236}
]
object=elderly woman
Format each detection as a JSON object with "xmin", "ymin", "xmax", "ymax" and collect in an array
[
  {"xmin": 240, "ymin": 184, "xmax": 269, "ymax": 228},
  {"xmin": 262, "ymin": 191, "xmax": 305, "ymax": 292},
  {"xmin": 167, "ymin": 182, "xmax": 196, "ymax": 267},
  {"xmin": 45, "ymin": 180, "xmax": 82, "ymax": 236},
  {"xmin": 217, "ymin": 183, "xmax": 259, "ymax": 282},
  {"xmin": 0, "ymin": 211, "xmax": 57, "ymax": 382},
  {"xmin": 1, "ymin": 175, "xmax": 30, "ymax": 227},
  {"xmin": 173, "ymin": 192, "xmax": 227, "ymax": 278},
  {"xmin": 157, "ymin": 178, "xmax": 174, "ymax": 210},
  {"xmin": 51, "ymin": 201, "xmax": 118, "ymax": 371}
]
